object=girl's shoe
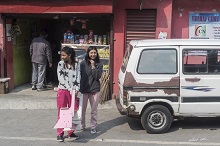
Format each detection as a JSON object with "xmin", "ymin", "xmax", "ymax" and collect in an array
[
  {"xmin": 91, "ymin": 129, "xmax": 97, "ymax": 134},
  {"xmin": 54, "ymin": 87, "xmax": 59, "ymax": 92},
  {"xmin": 81, "ymin": 127, "xmax": 86, "ymax": 131},
  {"xmin": 68, "ymin": 133, "xmax": 79, "ymax": 140},
  {"xmin": 32, "ymin": 85, "xmax": 37, "ymax": 90},
  {"xmin": 57, "ymin": 135, "xmax": 64, "ymax": 142}
]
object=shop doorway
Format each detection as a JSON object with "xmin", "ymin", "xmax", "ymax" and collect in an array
[{"xmin": 5, "ymin": 13, "xmax": 113, "ymax": 101}]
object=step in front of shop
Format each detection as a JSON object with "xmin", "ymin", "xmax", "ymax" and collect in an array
[{"xmin": 0, "ymin": 78, "xmax": 10, "ymax": 94}]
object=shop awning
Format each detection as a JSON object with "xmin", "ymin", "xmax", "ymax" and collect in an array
[{"xmin": 0, "ymin": 0, "xmax": 113, "ymax": 14}]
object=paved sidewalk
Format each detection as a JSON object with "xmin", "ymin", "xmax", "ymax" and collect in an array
[{"xmin": 0, "ymin": 83, "xmax": 115, "ymax": 110}]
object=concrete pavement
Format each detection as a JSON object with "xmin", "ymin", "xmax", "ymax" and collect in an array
[
  {"xmin": 1, "ymin": 84, "xmax": 220, "ymax": 146},
  {"xmin": 0, "ymin": 83, "xmax": 116, "ymax": 109}
]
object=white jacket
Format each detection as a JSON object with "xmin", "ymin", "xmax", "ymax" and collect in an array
[{"xmin": 57, "ymin": 60, "xmax": 80, "ymax": 92}]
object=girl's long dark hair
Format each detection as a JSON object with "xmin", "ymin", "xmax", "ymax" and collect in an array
[
  {"xmin": 85, "ymin": 46, "xmax": 100, "ymax": 63},
  {"xmin": 61, "ymin": 46, "xmax": 76, "ymax": 70}
]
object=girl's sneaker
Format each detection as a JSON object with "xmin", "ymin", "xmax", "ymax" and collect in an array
[
  {"xmin": 57, "ymin": 135, "xmax": 64, "ymax": 142},
  {"xmin": 68, "ymin": 133, "xmax": 79, "ymax": 140},
  {"xmin": 91, "ymin": 129, "xmax": 97, "ymax": 134},
  {"xmin": 81, "ymin": 127, "xmax": 86, "ymax": 131},
  {"xmin": 54, "ymin": 87, "xmax": 59, "ymax": 92}
]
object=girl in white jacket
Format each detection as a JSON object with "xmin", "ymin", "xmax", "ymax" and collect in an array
[{"xmin": 56, "ymin": 46, "xmax": 80, "ymax": 142}]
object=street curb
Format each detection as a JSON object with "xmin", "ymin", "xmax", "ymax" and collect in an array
[
  {"xmin": 0, "ymin": 97, "xmax": 116, "ymax": 110},
  {"xmin": 0, "ymin": 88, "xmax": 116, "ymax": 110}
]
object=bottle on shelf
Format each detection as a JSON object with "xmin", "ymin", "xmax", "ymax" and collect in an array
[
  {"xmin": 79, "ymin": 35, "xmax": 84, "ymax": 44},
  {"xmin": 103, "ymin": 35, "xmax": 107, "ymax": 45},
  {"xmin": 98, "ymin": 36, "xmax": 103, "ymax": 45},
  {"xmin": 63, "ymin": 32, "xmax": 67, "ymax": 43},
  {"xmin": 89, "ymin": 30, "xmax": 93, "ymax": 38},
  {"xmin": 94, "ymin": 35, "xmax": 98, "ymax": 45},
  {"xmin": 88, "ymin": 30, "xmax": 94, "ymax": 44},
  {"xmin": 67, "ymin": 32, "xmax": 71, "ymax": 43},
  {"xmin": 75, "ymin": 34, "xmax": 80, "ymax": 44},
  {"xmin": 70, "ymin": 33, "xmax": 74, "ymax": 44},
  {"xmin": 84, "ymin": 35, "xmax": 88, "ymax": 44}
]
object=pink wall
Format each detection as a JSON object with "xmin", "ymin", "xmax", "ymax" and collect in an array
[
  {"xmin": 0, "ymin": 0, "xmax": 113, "ymax": 13},
  {"xmin": 0, "ymin": 14, "xmax": 4, "ymax": 77},
  {"xmin": 172, "ymin": 0, "xmax": 218, "ymax": 38},
  {"xmin": 113, "ymin": 0, "xmax": 172, "ymax": 96}
]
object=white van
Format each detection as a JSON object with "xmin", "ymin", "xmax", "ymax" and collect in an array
[{"xmin": 116, "ymin": 39, "xmax": 220, "ymax": 134}]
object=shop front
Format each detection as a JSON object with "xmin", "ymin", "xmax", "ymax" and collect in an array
[
  {"xmin": 4, "ymin": 0, "xmax": 219, "ymax": 99},
  {"xmin": 0, "ymin": 0, "xmax": 173, "ymax": 98},
  {"xmin": 0, "ymin": 0, "xmax": 113, "ymax": 101}
]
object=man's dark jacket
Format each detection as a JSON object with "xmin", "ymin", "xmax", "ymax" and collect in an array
[{"xmin": 30, "ymin": 36, "xmax": 52, "ymax": 64}]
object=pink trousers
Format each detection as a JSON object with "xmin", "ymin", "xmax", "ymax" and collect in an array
[
  {"xmin": 81, "ymin": 92, "xmax": 100, "ymax": 129},
  {"xmin": 56, "ymin": 89, "xmax": 74, "ymax": 136}
]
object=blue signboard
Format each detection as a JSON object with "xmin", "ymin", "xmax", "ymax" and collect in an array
[{"xmin": 189, "ymin": 13, "xmax": 220, "ymax": 39}]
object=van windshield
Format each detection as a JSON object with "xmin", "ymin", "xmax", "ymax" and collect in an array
[{"xmin": 121, "ymin": 45, "xmax": 132, "ymax": 73}]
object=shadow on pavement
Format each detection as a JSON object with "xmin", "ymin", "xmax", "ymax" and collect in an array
[
  {"xmin": 10, "ymin": 83, "xmax": 55, "ymax": 93},
  {"xmin": 169, "ymin": 117, "xmax": 220, "ymax": 133},
  {"xmin": 73, "ymin": 116, "xmax": 127, "ymax": 143}
]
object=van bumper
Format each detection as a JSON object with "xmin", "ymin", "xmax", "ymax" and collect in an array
[{"xmin": 115, "ymin": 96, "xmax": 127, "ymax": 115}]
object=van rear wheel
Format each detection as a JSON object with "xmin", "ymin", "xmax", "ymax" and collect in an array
[{"xmin": 141, "ymin": 105, "xmax": 172, "ymax": 134}]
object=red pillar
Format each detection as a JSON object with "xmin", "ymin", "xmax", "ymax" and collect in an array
[
  {"xmin": 0, "ymin": 14, "xmax": 4, "ymax": 77},
  {"xmin": 5, "ymin": 19, "xmax": 14, "ymax": 90}
]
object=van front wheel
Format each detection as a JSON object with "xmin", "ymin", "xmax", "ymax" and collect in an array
[{"xmin": 141, "ymin": 105, "xmax": 172, "ymax": 134}]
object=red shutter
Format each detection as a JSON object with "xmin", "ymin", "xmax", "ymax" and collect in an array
[{"xmin": 126, "ymin": 9, "xmax": 157, "ymax": 44}]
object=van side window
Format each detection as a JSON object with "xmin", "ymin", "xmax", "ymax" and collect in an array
[
  {"xmin": 137, "ymin": 49, "xmax": 177, "ymax": 74},
  {"xmin": 183, "ymin": 49, "xmax": 220, "ymax": 74}
]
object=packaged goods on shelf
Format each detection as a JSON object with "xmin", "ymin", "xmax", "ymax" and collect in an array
[{"xmin": 98, "ymin": 48, "xmax": 110, "ymax": 58}]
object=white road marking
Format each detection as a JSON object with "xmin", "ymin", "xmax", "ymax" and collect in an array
[
  {"xmin": 0, "ymin": 136, "xmax": 219, "ymax": 145},
  {"xmin": 0, "ymin": 136, "xmax": 54, "ymax": 141}
]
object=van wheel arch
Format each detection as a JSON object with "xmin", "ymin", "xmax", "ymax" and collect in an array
[{"xmin": 141, "ymin": 102, "xmax": 174, "ymax": 116}]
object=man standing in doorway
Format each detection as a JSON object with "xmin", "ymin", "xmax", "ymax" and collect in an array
[{"xmin": 30, "ymin": 29, "xmax": 52, "ymax": 91}]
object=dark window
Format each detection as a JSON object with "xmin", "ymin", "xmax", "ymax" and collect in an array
[{"xmin": 183, "ymin": 49, "xmax": 220, "ymax": 74}]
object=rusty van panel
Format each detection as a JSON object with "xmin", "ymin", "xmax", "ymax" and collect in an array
[
  {"xmin": 124, "ymin": 72, "xmax": 180, "ymax": 87},
  {"xmin": 185, "ymin": 77, "xmax": 201, "ymax": 82},
  {"xmin": 126, "ymin": 88, "xmax": 179, "ymax": 96},
  {"xmin": 123, "ymin": 72, "xmax": 180, "ymax": 96},
  {"xmin": 163, "ymin": 89, "xmax": 179, "ymax": 96}
]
